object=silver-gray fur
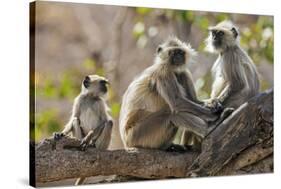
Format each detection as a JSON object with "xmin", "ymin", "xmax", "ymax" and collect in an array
[
  {"xmin": 119, "ymin": 37, "xmax": 218, "ymax": 151},
  {"xmin": 54, "ymin": 75, "xmax": 113, "ymax": 185},
  {"xmin": 205, "ymin": 20, "xmax": 260, "ymax": 109}
]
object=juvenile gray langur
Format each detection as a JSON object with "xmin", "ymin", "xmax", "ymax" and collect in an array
[
  {"xmin": 54, "ymin": 75, "xmax": 113, "ymax": 185},
  {"xmin": 119, "ymin": 37, "xmax": 221, "ymax": 152},
  {"xmin": 204, "ymin": 21, "xmax": 260, "ymax": 110}
]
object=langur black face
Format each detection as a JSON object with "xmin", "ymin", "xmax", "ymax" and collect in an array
[
  {"xmin": 210, "ymin": 26, "xmax": 239, "ymax": 50},
  {"xmin": 168, "ymin": 48, "xmax": 186, "ymax": 66},
  {"xmin": 82, "ymin": 75, "xmax": 109, "ymax": 96},
  {"xmin": 157, "ymin": 41, "xmax": 187, "ymax": 66},
  {"xmin": 99, "ymin": 79, "xmax": 109, "ymax": 93},
  {"xmin": 211, "ymin": 30, "xmax": 225, "ymax": 48}
]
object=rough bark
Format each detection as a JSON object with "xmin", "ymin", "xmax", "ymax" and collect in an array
[
  {"xmin": 35, "ymin": 89, "xmax": 273, "ymax": 184},
  {"xmin": 187, "ymin": 89, "xmax": 273, "ymax": 176},
  {"xmin": 35, "ymin": 138, "xmax": 198, "ymax": 183}
]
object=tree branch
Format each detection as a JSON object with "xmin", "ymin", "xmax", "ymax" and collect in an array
[
  {"xmin": 187, "ymin": 89, "xmax": 273, "ymax": 176},
  {"xmin": 35, "ymin": 137, "xmax": 198, "ymax": 183},
  {"xmin": 35, "ymin": 89, "xmax": 273, "ymax": 184}
]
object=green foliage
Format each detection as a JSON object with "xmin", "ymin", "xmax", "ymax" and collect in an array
[
  {"xmin": 215, "ymin": 13, "xmax": 229, "ymax": 22},
  {"xmin": 42, "ymin": 79, "xmax": 57, "ymax": 98},
  {"xmin": 194, "ymin": 16, "xmax": 209, "ymax": 30},
  {"xmin": 96, "ymin": 67, "xmax": 105, "ymax": 76},
  {"xmin": 83, "ymin": 58, "xmax": 96, "ymax": 70},
  {"xmin": 59, "ymin": 73, "xmax": 78, "ymax": 99},
  {"xmin": 240, "ymin": 16, "xmax": 274, "ymax": 64},
  {"xmin": 185, "ymin": 11, "xmax": 194, "ymax": 22},
  {"xmin": 136, "ymin": 7, "xmax": 152, "ymax": 16},
  {"xmin": 35, "ymin": 109, "xmax": 62, "ymax": 142},
  {"xmin": 37, "ymin": 71, "xmax": 80, "ymax": 100},
  {"xmin": 111, "ymin": 102, "xmax": 121, "ymax": 118}
]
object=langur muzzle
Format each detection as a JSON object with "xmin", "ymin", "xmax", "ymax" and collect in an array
[{"xmin": 170, "ymin": 48, "xmax": 185, "ymax": 65}]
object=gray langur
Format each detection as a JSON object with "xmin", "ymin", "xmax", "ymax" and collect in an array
[
  {"xmin": 182, "ymin": 21, "xmax": 260, "ymax": 150},
  {"xmin": 54, "ymin": 75, "xmax": 113, "ymax": 185},
  {"xmin": 119, "ymin": 37, "xmax": 222, "ymax": 152},
  {"xmin": 204, "ymin": 20, "xmax": 260, "ymax": 110}
]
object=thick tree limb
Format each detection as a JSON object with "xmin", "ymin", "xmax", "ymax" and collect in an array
[
  {"xmin": 35, "ymin": 138, "xmax": 198, "ymax": 183},
  {"xmin": 187, "ymin": 89, "xmax": 273, "ymax": 176},
  {"xmin": 35, "ymin": 89, "xmax": 273, "ymax": 184}
]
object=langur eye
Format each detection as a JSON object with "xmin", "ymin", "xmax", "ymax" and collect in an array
[
  {"xmin": 218, "ymin": 31, "xmax": 224, "ymax": 36},
  {"xmin": 100, "ymin": 80, "xmax": 109, "ymax": 85},
  {"xmin": 211, "ymin": 30, "xmax": 217, "ymax": 36},
  {"xmin": 157, "ymin": 46, "xmax": 163, "ymax": 53},
  {"xmin": 231, "ymin": 27, "xmax": 238, "ymax": 38}
]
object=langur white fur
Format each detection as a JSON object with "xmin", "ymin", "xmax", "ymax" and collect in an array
[
  {"xmin": 119, "ymin": 37, "xmax": 220, "ymax": 151},
  {"xmin": 205, "ymin": 20, "xmax": 260, "ymax": 109},
  {"xmin": 54, "ymin": 74, "xmax": 113, "ymax": 185}
]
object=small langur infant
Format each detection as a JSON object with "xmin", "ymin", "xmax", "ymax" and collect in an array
[
  {"xmin": 54, "ymin": 75, "xmax": 113, "ymax": 185},
  {"xmin": 54, "ymin": 75, "xmax": 113, "ymax": 150},
  {"xmin": 119, "ymin": 37, "xmax": 222, "ymax": 152},
  {"xmin": 205, "ymin": 20, "xmax": 260, "ymax": 110}
]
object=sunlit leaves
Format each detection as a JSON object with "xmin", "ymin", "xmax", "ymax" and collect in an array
[
  {"xmin": 35, "ymin": 109, "xmax": 62, "ymax": 142},
  {"xmin": 38, "ymin": 71, "xmax": 80, "ymax": 100},
  {"xmin": 59, "ymin": 73, "xmax": 78, "ymax": 99},
  {"xmin": 96, "ymin": 67, "xmax": 105, "ymax": 76},
  {"xmin": 111, "ymin": 102, "xmax": 121, "ymax": 118},
  {"xmin": 215, "ymin": 13, "xmax": 229, "ymax": 22},
  {"xmin": 41, "ymin": 79, "xmax": 56, "ymax": 98},
  {"xmin": 136, "ymin": 7, "xmax": 152, "ymax": 16},
  {"xmin": 83, "ymin": 58, "xmax": 96, "ymax": 70},
  {"xmin": 240, "ymin": 17, "xmax": 274, "ymax": 64},
  {"xmin": 185, "ymin": 11, "xmax": 194, "ymax": 22},
  {"xmin": 195, "ymin": 16, "xmax": 209, "ymax": 30}
]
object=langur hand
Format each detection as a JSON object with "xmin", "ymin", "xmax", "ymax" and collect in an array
[
  {"xmin": 53, "ymin": 132, "xmax": 65, "ymax": 140},
  {"xmin": 204, "ymin": 98, "xmax": 223, "ymax": 114},
  {"xmin": 80, "ymin": 138, "xmax": 92, "ymax": 151},
  {"xmin": 80, "ymin": 139, "xmax": 89, "ymax": 151}
]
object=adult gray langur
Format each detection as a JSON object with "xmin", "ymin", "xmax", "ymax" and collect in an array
[
  {"xmin": 119, "ymin": 37, "xmax": 222, "ymax": 152},
  {"xmin": 181, "ymin": 21, "xmax": 260, "ymax": 151},
  {"xmin": 204, "ymin": 20, "xmax": 260, "ymax": 110}
]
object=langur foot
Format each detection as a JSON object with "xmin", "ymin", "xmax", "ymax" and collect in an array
[
  {"xmin": 211, "ymin": 101, "xmax": 223, "ymax": 114},
  {"xmin": 53, "ymin": 132, "xmax": 65, "ymax": 141},
  {"xmin": 207, "ymin": 107, "xmax": 235, "ymax": 134},
  {"xmin": 166, "ymin": 144, "xmax": 189, "ymax": 153},
  {"xmin": 186, "ymin": 170, "xmax": 200, "ymax": 178},
  {"xmin": 80, "ymin": 139, "xmax": 90, "ymax": 151},
  {"xmin": 204, "ymin": 99, "xmax": 224, "ymax": 114}
]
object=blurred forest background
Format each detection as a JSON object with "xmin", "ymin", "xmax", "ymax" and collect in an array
[{"xmin": 32, "ymin": 1, "xmax": 273, "ymax": 150}]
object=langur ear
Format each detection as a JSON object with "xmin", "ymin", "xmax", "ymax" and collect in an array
[
  {"xmin": 231, "ymin": 27, "xmax": 238, "ymax": 38},
  {"xmin": 83, "ymin": 76, "xmax": 91, "ymax": 88},
  {"xmin": 156, "ymin": 46, "xmax": 163, "ymax": 54}
]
